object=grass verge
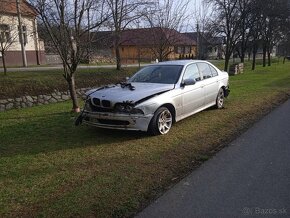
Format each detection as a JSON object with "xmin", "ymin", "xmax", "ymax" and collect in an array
[
  {"xmin": 0, "ymin": 68, "xmax": 137, "ymax": 99},
  {"xmin": 0, "ymin": 62, "xmax": 290, "ymax": 217}
]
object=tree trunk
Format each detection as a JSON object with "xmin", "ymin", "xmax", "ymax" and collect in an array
[
  {"xmin": 252, "ymin": 44, "xmax": 257, "ymax": 70},
  {"xmin": 66, "ymin": 73, "xmax": 80, "ymax": 112},
  {"xmin": 115, "ymin": 46, "xmax": 121, "ymax": 70},
  {"xmin": 252, "ymin": 50, "xmax": 257, "ymax": 70},
  {"xmin": 237, "ymin": 45, "xmax": 245, "ymax": 63},
  {"xmin": 159, "ymin": 53, "xmax": 163, "ymax": 62},
  {"xmin": 267, "ymin": 48, "xmax": 271, "ymax": 66},
  {"xmin": 224, "ymin": 53, "xmax": 230, "ymax": 72},
  {"xmin": 262, "ymin": 44, "xmax": 267, "ymax": 67},
  {"xmin": 240, "ymin": 54, "xmax": 245, "ymax": 63},
  {"xmin": 2, "ymin": 51, "xmax": 7, "ymax": 76}
]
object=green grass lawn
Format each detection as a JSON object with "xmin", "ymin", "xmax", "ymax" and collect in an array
[
  {"xmin": 0, "ymin": 68, "xmax": 137, "ymax": 99},
  {"xmin": 0, "ymin": 62, "xmax": 290, "ymax": 217}
]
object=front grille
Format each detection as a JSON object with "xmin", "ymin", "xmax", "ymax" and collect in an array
[
  {"xmin": 89, "ymin": 101, "xmax": 114, "ymax": 112},
  {"xmin": 102, "ymin": 100, "xmax": 111, "ymax": 108},
  {"xmin": 98, "ymin": 119, "xmax": 130, "ymax": 126}
]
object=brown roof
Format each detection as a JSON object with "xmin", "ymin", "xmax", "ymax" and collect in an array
[
  {"xmin": 184, "ymin": 32, "xmax": 224, "ymax": 45},
  {"xmin": 0, "ymin": 0, "xmax": 37, "ymax": 17},
  {"xmin": 91, "ymin": 28, "xmax": 196, "ymax": 49},
  {"xmin": 120, "ymin": 28, "xmax": 196, "ymax": 46}
]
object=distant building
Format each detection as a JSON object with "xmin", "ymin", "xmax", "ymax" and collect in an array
[
  {"xmin": 90, "ymin": 28, "xmax": 196, "ymax": 64},
  {"xmin": 0, "ymin": 0, "xmax": 45, "ymax": 66},
  {"xmin": 183, "ymin": 32, "xmax": 225, "ymax": 60}
]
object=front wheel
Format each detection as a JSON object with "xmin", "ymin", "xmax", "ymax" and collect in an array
[
  {"xmin": 215, "ymin": 88, "xmax": 225, "ymax": 109},
  {"xmin": 148, "ymin": 107, "xmax": 173, "ymax": 135}
]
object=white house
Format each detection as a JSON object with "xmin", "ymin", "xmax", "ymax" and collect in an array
[{"xmin": 0, "ymin": 0, "xmax": 45, "ymax": 66}]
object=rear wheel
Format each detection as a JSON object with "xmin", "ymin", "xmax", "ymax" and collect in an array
[
  {"xmin": 148, "ymin": 107, "xmax": 173, "ymax": 135},
  {"xmin": 215, "ymin": 88, "xmax": 225, "ymax": 109}
]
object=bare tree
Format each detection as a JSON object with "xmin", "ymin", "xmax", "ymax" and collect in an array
[
  {"xmin": 258, "ymin": 0, "xmax": 289, "ymax": 67},
  {"xmin": 249, "ymin": 13, "xmax": 263, "ymax": 70},
  {"xmin": 208, "ymin": 0, "xmax": 241, "ymax": 71},
  {"xmin": 0, "ymin": 14, "xmax": 18, "ymax": 75},
  {"xmin": 235, "ymin": 0, "xmax": 256, "ymax": 63},
  {"xmin": 143, "ymin": 0, "xmax": 189, "ymax": 62},
  {"xmin": 30, "ymin": 0, "xmax": 108, "ymax": 112},
  {"xmin": 105, "ymin": 0, "xmax": 149, "ymax": 70},
  {"xmin": 191, "ymin": 0, "xmax": 214, "ymax": 59}
]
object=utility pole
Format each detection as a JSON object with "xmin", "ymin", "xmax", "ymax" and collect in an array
[
  {"xmin": 196, "ymin": 23, "xmax": 199, "ymax": 60},
  {"xmin": 16, "ymin": 0, "xmax": 27, "ymax": 67}
]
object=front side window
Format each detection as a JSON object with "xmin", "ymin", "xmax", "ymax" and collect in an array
[
  {"xmin": 0, "ymin": 24, "xmax": 10, "ymax": 43},
  {"xmin": 129, "ymin": 65, "xmax": 183, "ymax": 84},
  {"xmin": 183, "ymin": 64, "xmax": 201, "ymax": 81},
  {"xmin": 197, "ymin": 63, "xmax": 212, "ymax": 79}
]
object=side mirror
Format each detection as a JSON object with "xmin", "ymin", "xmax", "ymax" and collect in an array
[
  {"xmin": 181, "ymin": 78, "xmax": 196, "ymax": 87},
  {"xmin": 125, "ymin": 77, "xmax": 130, "ymax": 81}
]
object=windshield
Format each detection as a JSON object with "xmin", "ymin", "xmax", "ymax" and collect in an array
[{"xmin": 129, "ymin": 65, "xmax": 183, "ymax": 84}]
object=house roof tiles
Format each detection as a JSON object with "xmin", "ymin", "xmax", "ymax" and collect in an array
[
  {"xmin": 91, "ymin": 27, "xmax": 196, "ymax": 49},
  {"xmin": 120, "ymin": 27, "xmax": 196, "ymax": 46},
  {"xmin": 0, "ymin": 0, "xmax": 37, "ymax": 17}
]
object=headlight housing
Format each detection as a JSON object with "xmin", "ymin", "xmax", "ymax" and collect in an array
[
  {"xmin": 115, "ymin": 103, "xmax": 144, "ymax": 114},
  {"xmin": 84, "ymin": 98, "xmax": 92, "ymax": 111}
]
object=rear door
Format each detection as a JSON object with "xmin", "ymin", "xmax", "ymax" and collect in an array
[{"xmin": 197, "ymin": 62, "xmax": 219, "ymax": 105}]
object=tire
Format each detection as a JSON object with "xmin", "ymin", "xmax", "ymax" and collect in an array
[
  {"xmin": 215, "ymin": 88, "xmax": 225, "ymax": 109},
  {"xmin": 148, "ymin": 107, "xmax": 173, "ymax": 135}
]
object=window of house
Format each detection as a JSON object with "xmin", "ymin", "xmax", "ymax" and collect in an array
[
  {"xmin": 174, "ymin": 46, "xmax": 178, "ymax": 53},
  {"xmin": 22, "ymin": 26, "xmax": 28, "ymax": 45},
  {"xmin": 0, "ymin": 24, "xmax": 10, "ymax": 43},
  {"xmin": 184, "ymin": 46, "xmax": 191, "ymax": 54},
  {"xmin": 18, "ymin": 25, "xmax": 28, "ymax": 45}
]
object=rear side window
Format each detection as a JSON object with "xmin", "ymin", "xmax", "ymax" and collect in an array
[
  {"xmin": 197, "ymin": 63, "xmax": 212, "ymax": 79},
  {"xmin": 209, "ymin": 65, "xmax": 218, "ymax": 77},
  {"xmin": 183, "ymin": 64, "xmax": 201, "ymax": 81}
]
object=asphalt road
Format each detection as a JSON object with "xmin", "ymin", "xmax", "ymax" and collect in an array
[{"xmin": 137, "ymin": 99, "xmax": 290, "ymax": 218}]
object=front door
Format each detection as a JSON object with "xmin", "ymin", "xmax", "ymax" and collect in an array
[{"xmin": 181, "ymin": 64, "xmax": 205, "ymax": 116}]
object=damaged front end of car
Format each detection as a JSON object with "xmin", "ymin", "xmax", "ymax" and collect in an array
[{"xmin": 75, "ymin": 83, "xmax": 162, "ymax": 132}]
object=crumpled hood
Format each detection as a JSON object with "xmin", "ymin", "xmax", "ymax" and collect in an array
[{"xmin": 87, "ymin": 83, "xmax": 174, "ymax": 105}]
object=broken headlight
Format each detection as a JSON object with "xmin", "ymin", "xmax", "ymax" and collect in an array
[
  {"xmin": 115, "ymin": 103, "xmax": 144, "ymax": 114},
  {"xmin": 84, "ymin": 98, "xmax": 92, "ymax": 111}
]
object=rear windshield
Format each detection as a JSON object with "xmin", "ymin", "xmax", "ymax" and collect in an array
[{"xmin": 129, "ymin": 65, "xmax": 183, "ymax": 84}]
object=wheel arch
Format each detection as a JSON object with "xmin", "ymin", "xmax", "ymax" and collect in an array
[
  {"xmin": 221, "ymin": 85, "xmax": 226, "ymax": 93},
  {"xmin": 159, "ymin": 103, "xmax": 176, "ymax": 123}
]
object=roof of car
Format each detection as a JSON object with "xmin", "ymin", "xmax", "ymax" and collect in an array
[{"xmin": 155, "ymin": 60, "xmax": 207, "ymax": 66}]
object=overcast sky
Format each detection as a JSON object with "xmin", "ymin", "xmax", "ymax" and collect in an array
[{"xmin": 182, "ymin": 0, "xmax": 210, "ymax": 32}]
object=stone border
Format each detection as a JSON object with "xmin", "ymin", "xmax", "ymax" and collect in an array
[{"xmin": 0, "ymin": 88, "xmax": 92, "ymax": 112}]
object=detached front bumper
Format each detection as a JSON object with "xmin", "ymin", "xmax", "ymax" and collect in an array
[{"xmin": 81, "ymin": 110, "xmax": 154, "ymax": 132}]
